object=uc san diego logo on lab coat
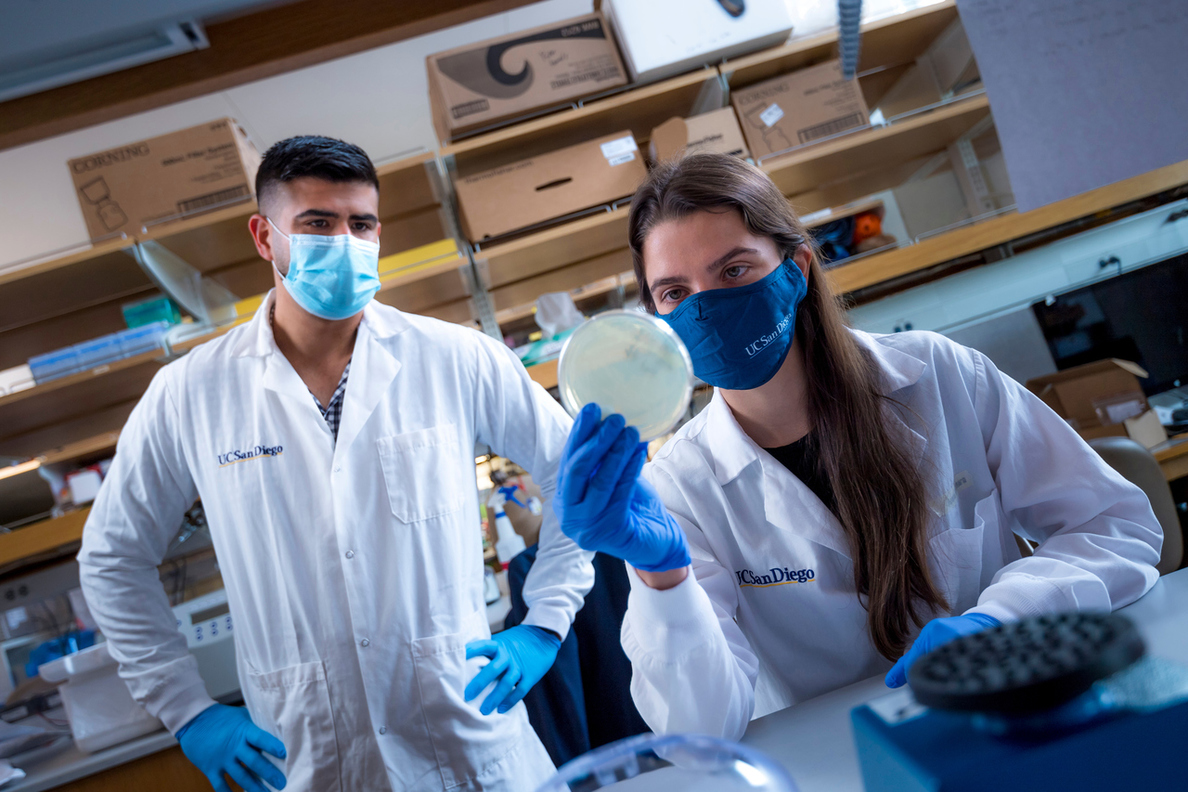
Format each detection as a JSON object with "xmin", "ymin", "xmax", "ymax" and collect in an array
[
  {"xmin": 217, "ymin": 444, "xmax": 284, "ymax": 467},
  {"xmin": 736, "ymin": 566, "xmax": 815, "ymax": 588}
]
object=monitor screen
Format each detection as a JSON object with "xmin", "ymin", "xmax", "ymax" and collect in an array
[{"xmin": 1032, "ymin": 251, "xmax": 1188, "ymax": 395}]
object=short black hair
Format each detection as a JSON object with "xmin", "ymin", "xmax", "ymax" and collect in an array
[{"xmin": 255, "ymin": 135, "xmax": 379, "ymax": 213}]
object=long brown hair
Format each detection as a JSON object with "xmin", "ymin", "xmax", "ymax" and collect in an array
[{"xmin": 628, "ymin": 152, "xmax": 946, "ymax": 659}]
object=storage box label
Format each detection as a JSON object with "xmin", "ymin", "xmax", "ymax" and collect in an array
[{"xmin": 759, "ymin": 103, "xmax": 785, "ymax": 127}]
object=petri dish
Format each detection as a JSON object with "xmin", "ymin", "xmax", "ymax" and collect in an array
[
  {"xmin": 557, "ymin": 310, "xmax": 693, "ymax": 441},
  {"xmin": 535, "ymin": 732, "xmax": 799, "ymax": 792}
]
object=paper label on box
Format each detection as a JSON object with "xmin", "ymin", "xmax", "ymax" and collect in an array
[
  {"xmin": 600, "ymin": 136, "xmax": 639, "ymax": 160},
  {"xmin": 1102, "ymin": 399, "xmax": 1144, "ymax": 424},
  {"xmin": 607, "ymin": 151, "xmax": 637, "ymax": 167},
  {"xmin": 759, "ymin": 103, "xmax": 785, "ymax": 127}
]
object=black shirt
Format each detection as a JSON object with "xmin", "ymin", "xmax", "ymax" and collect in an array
[{"xmin": 764, "ymin": 433, "xmax": 839, "ymax": 519}]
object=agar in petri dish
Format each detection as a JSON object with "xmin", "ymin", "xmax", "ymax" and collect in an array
[{"xmin": 557, "ymin": 310, "xmax": 693, "ymax": 441}]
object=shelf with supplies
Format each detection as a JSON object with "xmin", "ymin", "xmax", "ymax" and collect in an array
[
  {"xmin": 719, "ymin": 2, "xmax": 960, "ymax": 92},
  {"xmin": 440, "ymin": 67, "xmax": 723, "ymax": 178},
  {"xmin": 0, "ymin": 349, "xmax": 164, "ymax": 459},
  {"xmin": 825, "ymin": 157, "xmax": 1188, "ymax": 296},
  {"xmin": 0, "ymin": 507, "xmax": 90, "ymax": 578},
  {"xmin": 758, "ymin": 92, "xmax": 991, "ymax": 198}
]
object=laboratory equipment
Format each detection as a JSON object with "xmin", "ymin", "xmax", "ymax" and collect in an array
[
  {"xmin": 853, "ymin": 612, "xmax": 1188, "ymax": 791},
  {"xmin": 557, "ymin": 311, "xmax": 693, "ymax": 442},
  {"xmin": 38, "ymin": 642, "xmax": 162, "ymax": 754},
  {"xmin": 1033, "ymin": 249, "xmax": 1188, "ymax": 401},
  {"xmin": 535, "ymin": 732, "xmax": 799, "ymax": 791}
]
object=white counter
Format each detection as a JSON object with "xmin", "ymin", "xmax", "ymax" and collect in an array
[{"xmin": 740, "ymin": 568, "xmax": 1188, "ymax": 792}]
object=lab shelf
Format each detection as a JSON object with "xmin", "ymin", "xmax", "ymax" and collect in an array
[
  {"xmin": 477, "ymin": 207, "xmax": 631, "ymax": 291},
  {"xmin": 825, "ymin": 157, "xmax": 1188, "ymax": 295},
  {"xmin": 759, "ymin": 93, "xmax": 992, "ymax": 197},
  {"xmin": 37, "ymin": 432, "xmax": 122, "ymax": 466},
  {"xmin": 0, "ymin": 507, "xmax": 90, "ymax": 578},
  {"xmin": 526, "ymin": 359, "xmax": 559, "ymax": 390},
  {"xmin": 440, "ymin": 68, "xmax": 722, "ymax": 178},
  {"xmin": 719, "ymin": 2, "xmax": 960, "ymax": 90},
  {"xmin": 0, "ymin": 350, "xmax": 164, "ymax": 458}
]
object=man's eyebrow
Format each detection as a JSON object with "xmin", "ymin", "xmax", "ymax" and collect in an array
[
  {"xmin": 648, "ymin": 246, "xmax": 758, "ymax": 294},
  {"xmin": 294, "ymin": 208, "xmax": 338, "ymax": 219},
  {"xmin": 349, "ymin": 213, "xmax": 379, "ymax": 223}
]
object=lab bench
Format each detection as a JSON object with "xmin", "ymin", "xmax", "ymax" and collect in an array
[
  {"xmin": 740, "ymin": 567, "xmax": 1188, "ymax": 792},
  {"xmin": 7, "ymin": 571, "xmax": 1182, "ymax": 790},
  {"xmin": 3, "ymin": 724, "xmax": 204, "ymax": 792}
]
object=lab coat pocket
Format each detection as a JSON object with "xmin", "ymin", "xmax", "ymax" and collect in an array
[
  {"xmin": 928, "ymin": 496, "xmax": 992, "ymax": 615},
  {"xmin": 243, "ymin": 660, "xmax": 341, "ymax": 792},
  {"xmin": 411, "ymin": 622, "xmax": 525, "ymax": 789},
  {"xmin": 378, "ymin": 424, "xmax": 465, "ymax": 524}
]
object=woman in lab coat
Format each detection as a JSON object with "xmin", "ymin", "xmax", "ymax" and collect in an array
[{"xmin": 552, "ymin": 153, "xmax": 1163, "ymax": 742}]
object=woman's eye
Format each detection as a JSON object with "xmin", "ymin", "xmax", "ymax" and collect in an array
[
  {"xmin": 724, "ymin": 265, "xmax": 746, "ymax": 279},
  {"xmin": 662, "ymin": 288, "xmax": 685, "ymax": 304}
]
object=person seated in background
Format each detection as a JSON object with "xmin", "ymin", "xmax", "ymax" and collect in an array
[
  {"xmin": 496, "ymin": 472, "xmax": 649, "ymax": 766},
  {"xmin": 551, "ymin": 152, "xmax": 1163, "ymax": 742}
]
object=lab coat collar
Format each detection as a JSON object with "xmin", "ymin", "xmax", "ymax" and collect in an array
[
  {"xmin": 230, "ymin": 291, "xmax": 411, "ymax": 360},
  {"xmin": 334, "ymin": 317, "xmax": 401, "ymax": 457},
  {"xmin": 235, "ymin": 292, "xmax": 405, "ymax": 451},
  {"xmin": 852, "ymin": 330, "xmax": 928, "ymax": 395}
]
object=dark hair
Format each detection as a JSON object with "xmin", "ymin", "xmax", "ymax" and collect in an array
[
  {"xmin": 628, "ymin": 153, "xmax": 947, "ymax": 660},
  {"xmin": 255, "ymin": 135, "xmax": 379, "ymax": 212}
]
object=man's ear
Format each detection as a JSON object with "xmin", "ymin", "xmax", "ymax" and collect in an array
[{"xmin": 249, "ymin": 214, "xmax": 274, "ymax": 263}]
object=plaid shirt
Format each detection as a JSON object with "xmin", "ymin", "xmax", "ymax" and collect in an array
[
  {"xmin": 270, "ymin": 302, "xmax": 351, "ymax": 440},
  {"xmin": 312, "ymin": 361, "xmax": 350, "ymax": 440}
]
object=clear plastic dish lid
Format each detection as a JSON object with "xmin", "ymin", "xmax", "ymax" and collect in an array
[
  {"xmin": 535, "ymin": 732, "xmax": 799, "ymax": 791},
  {"xmin": 557, "ymin": 310, "xmax": 694, "ymax": 442}
]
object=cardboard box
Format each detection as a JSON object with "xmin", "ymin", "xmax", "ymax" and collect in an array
[
  {"xmin": 426, "ymin": 13, "xmax": 627, "ymax": 142},
  {"xmin": 649, "ymin": 107, "xmax": 750, "ymax": 163},
  {"xmin": 454, "ymin": 131, "xmax": 646, "ymax": 242},
  {"xmin": 68, "ymin": 118, "xmax": 259, "ymax": 241},
  {"xmin": 732, "ymin": 60, "xmax": 870, "ymax": 160},
  {"xmin": 603, "ymin": 0, "xmax": 793, "ymax": 83},
  {"xmin": 1025, "ymin": 359, "xmax": 1167, "ymax": 448}
]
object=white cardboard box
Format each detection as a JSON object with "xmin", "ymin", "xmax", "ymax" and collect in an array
[{"xmin": 603, "ymin": 0, "xmax": 794, "ymax": 83}]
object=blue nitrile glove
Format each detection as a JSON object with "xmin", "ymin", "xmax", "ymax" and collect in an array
[
  {"xmin": 553, "ymin": 403, "xmax": 691, "ymax": 573},
  {"xmin": 885, "ymin": 613, "xmax": 1002, "ymax": 688},
  {"xmin": 464, "ymin": 625, "xmax": 562, "ymax": 715},
  {"xmin": 176, "ymin": 704, "xmax": 287, "ymax": 792}
]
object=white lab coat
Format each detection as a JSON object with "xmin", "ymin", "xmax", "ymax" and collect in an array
[
  {"xmin": 78, "ymin": 292, "xmax": 593, "ymax": 791},
  {"xmin": 623, "ymin": 330, "xmax": 1162, "ymax": 741}
]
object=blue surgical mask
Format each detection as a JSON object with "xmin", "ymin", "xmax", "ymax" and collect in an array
[
  {"xmin": 269, "ymin": 218, "xmax": 381, "ymax": 320},
  {"xmin": 658, "ymin": 259, "xmax": 807, "ymax": 390}
]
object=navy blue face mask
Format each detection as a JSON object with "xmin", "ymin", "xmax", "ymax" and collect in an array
[{"xmin": 657, "ymin": 259, "xmax": 807, "ymax": 390}]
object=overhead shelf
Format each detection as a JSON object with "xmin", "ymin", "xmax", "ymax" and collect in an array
[
  {"xmin": 441, "ymin": 68, "xmax": 722, "ymax": 176},
  {"xmin": 0, "ymin": 349, "xmax": 164, "ymax": 456},
  {"xmin": 720, "ymin": 1, "xmax": 959, "ymax": 90},
  {"xmin": 477, "ymin": 207, "xmax": 630, "ymax": 290},
  {"xmin": 760, "ymin": 93, "xmax": 991, "ymax": 197},
  {"xmin": 826, "ymin": 157, "xmax": 1188, "ymax": 294},
  {"xmin": 0, "ymin": 507, "xmax": 90, "ymax": 577}
]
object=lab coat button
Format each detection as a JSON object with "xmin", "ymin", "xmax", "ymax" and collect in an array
[
  {"xmin": 345, "ymin": 550, "xmax": 355, "ymax": 559},
  {"xmin": 379, "ymin": 726, "xmax": 387, "ymax": 735},
  {"xmin": 334, "ymin": 466, "xmax": 342, "ymax": 473},
  {"xmin": 360, "ymin": 638, "xmax": 370, "ymax": 647}
]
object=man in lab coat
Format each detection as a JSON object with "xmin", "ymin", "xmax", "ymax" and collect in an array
[{"xmin": 78, "ymin": 136, "xmax": 591, "ymax": 792}]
